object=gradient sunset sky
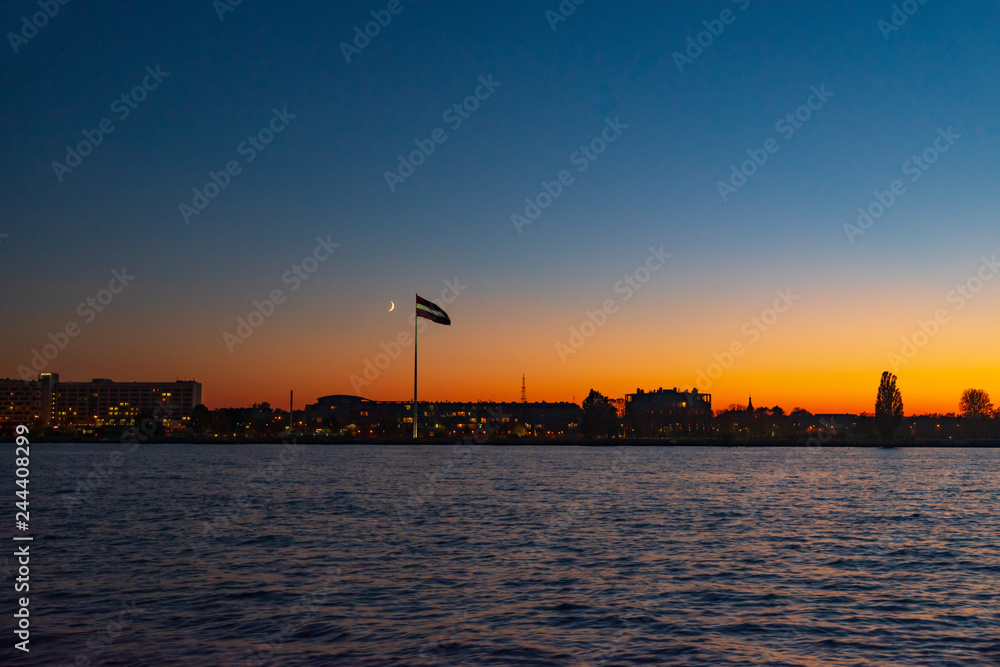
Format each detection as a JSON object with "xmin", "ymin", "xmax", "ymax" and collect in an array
[{"xmin": 2, "ymin": 1, "xmax": 998, "ymax": 414}]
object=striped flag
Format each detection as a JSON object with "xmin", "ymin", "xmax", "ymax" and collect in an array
[{"xmin": 416, "ymin": 295, "xmax": 451, "ymax": 325}]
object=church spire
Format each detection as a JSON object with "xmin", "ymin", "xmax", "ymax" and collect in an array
[{"xmin": 747, "ymin": 394, "xmax": 754, "ymax": 411}]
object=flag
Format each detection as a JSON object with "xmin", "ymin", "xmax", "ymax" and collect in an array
[{"xmin": 416, "ymin": 295, "xmax": 450, "ymax": 325}]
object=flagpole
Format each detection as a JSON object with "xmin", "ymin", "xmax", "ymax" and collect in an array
[{"xmin": 413, "ymin": 293, "xmax": 418, "ymax": 439}]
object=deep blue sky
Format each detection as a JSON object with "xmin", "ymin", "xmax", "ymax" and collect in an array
[{"xmin": 2, "ymin": 1, "xmax": 998, "ymax": 411}]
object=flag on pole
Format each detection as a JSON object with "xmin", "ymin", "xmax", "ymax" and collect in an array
[
  {"xmin": 416, "ymin": 295, "xmax": 451, "ymax": 325},
  {"xmin": 413, "ymin": 294, "xmax": 449, "ymax": 439}
]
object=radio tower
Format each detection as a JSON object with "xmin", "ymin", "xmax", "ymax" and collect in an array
[{"xmin": 521, "ymin": 374, "xmax": 527, "ymax": 403}]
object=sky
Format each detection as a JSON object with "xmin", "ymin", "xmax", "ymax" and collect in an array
[{"xmin": 2, "ymin": 0, "xmax": 999, "ymax": 414}]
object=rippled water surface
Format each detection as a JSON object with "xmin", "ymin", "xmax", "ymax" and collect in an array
[{"xmin": 7, "ymin": 444, "xmax": 1000, "ymax": 665}]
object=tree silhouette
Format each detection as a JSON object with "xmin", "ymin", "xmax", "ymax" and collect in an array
[
  {"xmin": 190, "ymin": 404, "xmax": 212, "ymax": 434},
  {"xmin": 713, "ymin": 407, "xmax": 744, "ymax": 437},
  {"xmin": 960, "ymin": 389, "xmax": 994, "ymax": 438},
  {"xmin": 874, "ymin": 371, "xmax": 903, "ymax": 439},
  {"xmin": 135, "ymin": 408, "xmax": 166, "ymax": 438},
  {"xmin": 959, "ymin": 389, "xmax": 993, "ymax": 418},
  {"xmin": 856, "ymin": 412, "xmax": 876, "ymax": 440},
  {"xmin": 789, "ymin": 408, "xmax": 812, "ymax": 434},
  {"xmin": 581, "ymin": 389, "xmax": 619, "ymax": 438}
]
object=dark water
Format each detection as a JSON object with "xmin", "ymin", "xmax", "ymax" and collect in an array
[{"xmin": 5, "ymin": 444, "xmax": 999, "ymax": 665}]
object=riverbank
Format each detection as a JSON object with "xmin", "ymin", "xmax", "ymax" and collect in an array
[{"xmin": 8, "ymin": 434, "xmax": 1000, "ymax": 446}]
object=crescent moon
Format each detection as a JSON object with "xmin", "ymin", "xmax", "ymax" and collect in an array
[{"xmin": 388, "ymin": 301, "xmax": 395, "ymax": 312}]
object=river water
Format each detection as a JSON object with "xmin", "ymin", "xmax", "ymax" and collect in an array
[{"xmin": 6, "ymin": 444, "xmax": 999, "ymax": 665}]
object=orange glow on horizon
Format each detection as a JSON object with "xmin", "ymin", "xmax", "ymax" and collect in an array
[{"xmin": 18, "ymin": 278, "xmax": 998, "ymax": 417}]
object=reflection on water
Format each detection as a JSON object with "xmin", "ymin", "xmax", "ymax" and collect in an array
[{"xmin": 7, "ymin": 444, "xmax": 999, "ymax": 665}]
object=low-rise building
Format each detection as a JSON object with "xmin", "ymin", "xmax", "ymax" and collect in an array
[{"xmin": 304, "ymin": 396, "xmax": 581, "ymax": 438}]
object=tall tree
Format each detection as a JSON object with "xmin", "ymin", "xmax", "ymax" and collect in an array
[
  {"xmin": 959, "ymin": 389, "xmax": 993, "ymax": 418},
  {"xmin": 874, "ymin": 371, "xmax": 904, "ymax": 439}
]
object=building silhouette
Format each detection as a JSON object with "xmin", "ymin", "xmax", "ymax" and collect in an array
[
  {"xmin": 305, "ymin": 395, "xmax": 581, "ymax": 438},
  {"xmin": 624, "ymin": 387, "xmax": 712, "ymax": 436},
  {"xmin": 1, "ymin": 373, "xmax": 201, "ymax": 432}
]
